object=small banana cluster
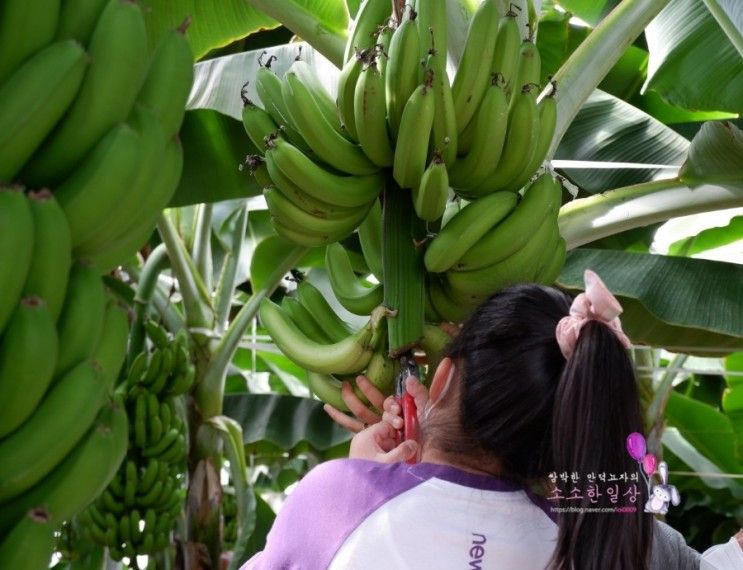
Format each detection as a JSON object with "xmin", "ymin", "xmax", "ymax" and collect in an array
[
  {"xmin": 0, "ymin": 0, "xmax": 193, "ymax": 273},
  {"xmin": 80, "ymin": 321, "xmax": 192, "ymax": 561},
  {"xmin": 425, "ymin": 174, "xmax": 566, "ymax": 323},
  {"xmin": 0, "ymin": 189, "xmax": 129, "ymax": 565}
]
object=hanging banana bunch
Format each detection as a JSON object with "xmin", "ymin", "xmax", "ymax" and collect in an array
[{"xmin": 240, "ymin": 0, "xmax": 566, "ymax": 411}]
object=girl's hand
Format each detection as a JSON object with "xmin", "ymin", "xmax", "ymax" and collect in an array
[
  {"xmin": 349, "ymin": 397, "xmax": 418, "ymax": 462},
  {"xmin": 323, "ymin": 375, "xmax": 387, "ymax": 433}
]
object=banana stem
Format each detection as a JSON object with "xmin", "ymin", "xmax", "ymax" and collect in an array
[
  {"xmin": 545, "ymin": 0, "xmax": 672, "ymax": 157},
  {"xmin": 558, "ymin": 178, "xmax": 743, "ymax": 248},
  {"xmin": 701, "ymin": 0, "xmax": 743, "ymax": 59},
  {"xmin": 129, "ymin": 243, "xmax": 170, "ymax": 365},
  {"xmin": 214, "ymin": 204, "xmax": 249, "ymax": 332},
  {"xmin": 646, "ymin": 354, "xmax": 688, "ymax": 457},
  {"xmin": 246, "ymin": 0, "xmax": 348, "ymax": 68},
  {"xmin": 192, "ymin": 203, "xmax": 214, "ymax": 294},
  {"xmin": 197, "ymin": 245, "xmax": 308, "ymax": 418},
  {"xmin": 157, "ymin": 213, "xmax": 213, "ymax": 329}
]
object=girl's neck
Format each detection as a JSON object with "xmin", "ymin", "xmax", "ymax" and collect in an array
[{"xmin": 420, "ymin": 446, "xmax": 507, "ymax": 479}]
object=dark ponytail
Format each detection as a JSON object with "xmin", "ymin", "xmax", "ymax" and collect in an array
[
  {"xmin": 436, "ymin": 284, "xmax": 653, "ymax": 570},
  {"xmin": 550, "ymin": 320, "xmax": 653, "ymax": 569}
]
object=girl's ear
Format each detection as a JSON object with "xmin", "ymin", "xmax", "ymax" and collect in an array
[{"xmin": 429, "ymin": 357, "xmax": 455, "ymax": 406}]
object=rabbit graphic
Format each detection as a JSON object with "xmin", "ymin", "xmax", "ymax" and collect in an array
[{"xmin": 644, "ymin": 461, "xmax": 680, "ymax": 514}]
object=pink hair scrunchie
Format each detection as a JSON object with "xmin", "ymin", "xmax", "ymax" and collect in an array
[{"xmin": 555, "ymin": 269, "xmax": 631, "ymax": 359}]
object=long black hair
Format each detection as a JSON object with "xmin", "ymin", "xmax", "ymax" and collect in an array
[{"xmin": 438, "ymin": 284, "xmax": 653, "ymax": 569}]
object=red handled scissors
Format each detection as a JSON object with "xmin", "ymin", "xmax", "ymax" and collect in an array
[{"xmin": 395, "ymin": 354, "xmax": 420, "ymax": 465}]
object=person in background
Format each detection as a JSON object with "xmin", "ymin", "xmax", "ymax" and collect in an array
[{"xmin": 244, "ymin": 272, "xmax": 743, "ymax": 569}]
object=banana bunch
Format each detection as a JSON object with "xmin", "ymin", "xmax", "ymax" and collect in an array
[
  {"xmin": 80, "ymin": 319, "xmax": 191, "ymax": 561},
  {"xmin": 0, "ymin": 0, "xmax": 193, "ymax": 273},
  {"xmin": 424, "ymin": 174, "xmax": 566, "ymax": 323}
]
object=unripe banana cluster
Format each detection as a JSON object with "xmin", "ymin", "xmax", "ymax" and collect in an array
[
  {"xmin": 0, "ymin": 0, "xmax": 193, "ymax": 274},
  {"xmin": 0, "ymin": 188, "xmax": 130, "ymax": 564},
  {"xmin": 251, "ymin": 0, "xmax": 567, "ymax": 411},
  {"xmin": 79, "ymin": 320, "xmax": 192, "ymax": 561}
]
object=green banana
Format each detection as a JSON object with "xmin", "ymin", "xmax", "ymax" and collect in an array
[
  {"xmin": 451, "ymin": 0, "xmax": 500, "ymax": 133},
  {"xmin": 0, "ymin": 508, "xmax": 56, "ymax": 570},
  {"xmin": 260, "ymin": 299, "xmax": 378, "ymax": 374},
  {"xmin": 536, "ymin": 236, "xmax": 567, "ymax": 284},
  {"xmin": 449, "ymin": 77, "xmax": 509, "ymax": 191},
  {"xmin": 264, "ymin": 150, "xmax": 359, "ymax": 217},
  {"xmin": 137, "ymin": 25, "xmax": 193, "ymax": 137},
  {"xmin": 427, "ymin": 275, "xmax": 474, "ymax": 324},
  {"xmin": 245, "ymin": 154, "xmax": 273, "ymax": 187},
  {"xmin": 0, "ymin": 187, "xmax": 33, "ymax": 333},
  {"xmin": 55, "ymin": 263, "xmax": 106, "ymax": 376},
  {"xmin": 282, "ymin": 70, "xmax": 378, "ymax": 175},
  {"xmin": 0, "ymin": 360, "xmax": 106, "ymax": 502},
  {"xmin": 88, "ymin": 135, "xmax": 182, "ymax": 273},
  {"xmin": 74, "ymin": 107, "xmax": 167, "ymax": 258},
  {"xmin": 385, "ymin": 11, "xmax": 421, "ymax": 138},
  {"xmin": 264, "ymin": 186, "xmax": 370, "ymax": 241},
  {"xmin": 242, "ymin": 99, "xmax": 280, "ymax": 153},
  {"xmin": 0, "ymin": 400, "xmax": 128, "ymax": 533},
  {"xmin": 354, "ymin": 60, "xmax": 394, "ymax": 167},
  {"xmin": 455, "ymin": 174, "xmax": 563, "ymax": 271},
  {"xmin": 358, "ymin": 199, "xmax": 384, "ymax": 281},
  {"xmin": 307, "ymin": 372, "xmax": 349, "ymax": 411},
  {"xmin": 0, "ymin": 298, "xmax": 58, "ymax": 438},
  {"xmin": 393, "ymin": 80, "xmax": 435, "ymax": 189},
  {"xmin": 413, "ymin": 154, "xmax": 449, "ymax": 222},
  {"xmin": 447, "ymin": 218, "xmax": 560, "ymax": 297},
  {"xmin": 420, "ymin": 324, "xmax": 452, "ymax": 375},
  {"xmin": 336, "ymin": 51, "xmax": 365, "ymax": 140},
  {"xmin": 56, "ymin": 0, "xmax": 109, "ymax": 45},
  {"xmin": 92, "ymin": 299, "xmax": 130, "ymax": 390},
  {"xmin": 415, "ymin": 0, "xmax": 447, "ymax": 79},
  {"xmin": 22, "ymin": 0, "xmax": 148, "ymax": 187},
  {"xmin": 0, "ymin": 0, "xmax": 60, "ymax": 84},
  {"xmin": 424, "ymin": 191, "xmax": 517, "ymax": 273},
  {"xmin": 425, "ymin": 47, "xmax": 458, "ymax": 167},
  {"xmin": 511, "ymin": 39, "xmax": 542, "ymax": 97},
  {"xmin": 271, "ymin": 219, "xmax": 338, "ymax": 248},
  {"xmin": 282, "ymin": 296, "xmax": 333, "ymax": 343},
  {"xmin": 265, "ymin": 138, "xmax": 383, "ymax": 207},
  {"xmin": 344, "ymin": 0, "xmax": 391, "ymax": 63},
  {"xmin": 289, "ymin": 59, "xmax": 350, "ymax": 140},
  {"xmin": 503, "ymin": 92, "xmax": 557, "ymax": 192},
  {"xmin": 23, "ymin": 190, "xmax": 72, "ymax": 320},
  {"xmin": 365, "ymin": 350, "xmax": 395, "ymax": 394},
  {"xmin": 0, "ymin": 40, "xmax": 87, "ymax": 182},
  {"xmin": 326, "ymin": 243, "xmax": 384, "ymax": 315},
  {"xmin": 254, "ymin": 64, "xmax": 312, "ymax": 154},
  {"xmin": 142, "ymin": 429, "xmax": 180, "ymax": 459},
  {"xmin": 296, "ymin": 281, "xmax": 355, "ymax": 343},
  {"xmin": 490, "ymin": 12, "xmax": 521, "ymax": 98},
  {"xmin": 54, "ymin": 124, "xmax": 142, "ymax": 249},
  {"xmin": 471, "ymin": 84, "xmax": 540, "ymax": 195}
]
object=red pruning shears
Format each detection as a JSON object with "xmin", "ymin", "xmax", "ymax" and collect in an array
[{"xmin": 396, "ymin": 354, "xmax": 420, "ymax": 464}]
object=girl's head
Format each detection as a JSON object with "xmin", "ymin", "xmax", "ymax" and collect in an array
[{"xmin": 423, "ymin": 283, "xmax": 653, "ymax": 570}]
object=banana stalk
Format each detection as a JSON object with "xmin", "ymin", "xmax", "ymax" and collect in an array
[{"xmin": 382, "ymin": 178, "xmax": 425, "ymax": 356}]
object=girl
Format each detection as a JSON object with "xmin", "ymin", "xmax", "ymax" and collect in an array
[{"xmin": 244, "ymin": 272, "xmax": 743, "ymax": 569}]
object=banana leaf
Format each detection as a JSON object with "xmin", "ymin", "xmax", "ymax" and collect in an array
[
  {"xmin": 223, "ymin": 393, "xmax": 352, "ymax": 451},
  {"xmin": 141, "ymin": 0, "xmax": 278, "ymax": 60},
  {"xmin": 558, "ymin": 248, "xmax": 743, "ymax": 353},
  {"xmin": 644, "ymin": 0, "xmax": 743, "ymax": 114},
  {"xmin": 668, "ymin": 215, "xmax": 743, "ymax": 256}
]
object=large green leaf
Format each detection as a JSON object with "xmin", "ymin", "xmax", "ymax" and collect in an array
[
  {"xmin": 555, "ymin": 90, "xmax": 689, "ymax": 193},
  {"xmin": 223, "ymin": 393, "xmax": 352, "ymax": 451},
  {"xmin": 141, "ymin": 1, "xmax": 278, "ymax": 60},
  {"xmin": 665, "ymin": 391, "xmax": 743, "ymax": 479},
  {"xmin": 170, "ymin": 110, "xmax": 260, "ymax": 206},
  {"xmin": 679, "ymin": 121, "xmax": 743, "ymax": 188},
  {"xmin": 669, "ymin": 215, "xmax": 743, "ymax": 256},
  {"xmin": 555, "ymin": 0, "xmax": 621, "ymax": 26},
  {"xmin": 558, "ymin": 248, "xmax": 743, "ymax": 352},
  {"xmin": 644, "ymin": 0, "xmax": 743, "ymax": 114}
]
